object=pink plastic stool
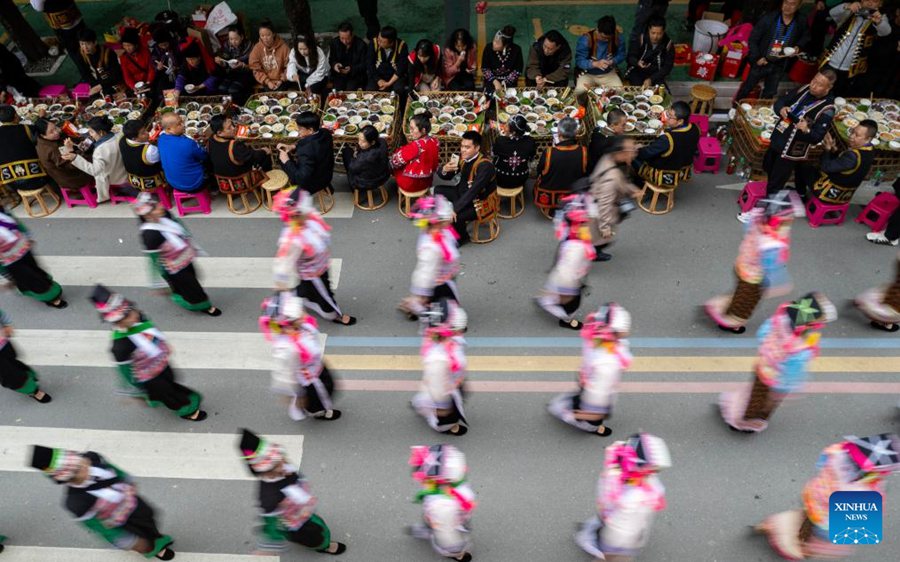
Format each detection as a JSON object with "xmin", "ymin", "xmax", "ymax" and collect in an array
[
  {"xmin": 72, "ymin": 83, "xmax": 91, "ymax": 100},
  {"xmin": 806, "ymin": 196, "xmax": 849, "ymax": 228},
  {"xmin": 109, "ymin": 184, "xmax": 138, "ymax": 205},
  {"xmin": 693, "ymin": 137, "xmax": 722, "ymax": 174},
  {"xmin": 148, "ymin": 186, "xmax": 173, "ymax": 210},
  {"xmin": 855, "ymin": 192, "xmax": 900, "ymax": 232},
  {"xmin": 173, "ymin": 189, "xmax": 212, "ymax": 216},
  {"xmin": 60, "ymin": 184, "xmax": 98, "ymax": 208},
  {"xmin": 689, "ymin": 114, "xmax": 710, "ymax": 137},
  {"xmin": 38, "ymin": 84, "xmax": 68, "ymax": 98},
  {"xmin": 737, "ymin": 181, "xmax": 767, "ymax": 212}
]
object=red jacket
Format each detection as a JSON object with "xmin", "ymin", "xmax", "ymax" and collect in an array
[
  {"xmin": 119, "ymin": 45, "xmax": 155, "ymax": 90},
  {"xmin": 390, "ymin": 136, "xmax": 440, "ymax": 193}
]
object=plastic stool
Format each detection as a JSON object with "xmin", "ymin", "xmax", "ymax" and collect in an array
[
  {"xmin": 694, "ymin": 137, "xmax": 722, "ymax": 174},
  {"xmin": 38, "ymin": 84, "xmax": 68, "ymax": 98},
  {"xmin": 806, "ymin": 197, "xmax": 849, "ymax": 228},
  {"xmin": 60, "ymin": 184, "xmax": 98, "ymax": 208},
  {"xmin": 737, "ymin": 181, "xmax": 767, "ymax": 212},
  {"xmin": 855, "ymin": 192, "xmax": 900, "ymax": 232},
  {"xmin": 689, "ymin": 114, "xmax": 710, "ymax": 137},
  {"xmin": 72, "ymin": 83, "xmax": 91, "ymax": 100},
  {"xmin": 146, "ymin": 186, "xmax": 173, "ymax": 210},
  {"xmin": 109, "ymin": 184, "xmax": 138, "ymax": 205},
  {"xmin": 173, "ymin": 189, "xmax": 212, "ymax": 216}
]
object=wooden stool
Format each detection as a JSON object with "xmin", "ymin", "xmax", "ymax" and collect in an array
[
  {"xmin": 316, "ymin": 186, "xmax": 335, "ymax": 215},
  {"xmin": 497, "ymin": 185, "xmax": 525, "ymax": 219},
  {"xmin": 534, "ymin": 185, "xmax": 567, "ymax": 220},
  {"xmin": 18, "ymin": 185, "xmax": 61, "ymax": 217},
  {"xmin": 0, "ymin": 183, "xmax": 22, "ymax": 209},
  {"xmin": 398, "ymin": 188, "xmax": 428, "ymax": 218},
  {"xmin": 471, "ymin": 192, "xmax": 501, "ymax": 243},
  {"xmin": 261, "ymin": 170, "xmax": 289, "ymax": 210},
  {"xmin": 354, "ymin": 185, "xmax": 389, "ymax": 210},
  {"xmin": 637, "ymin": 181, "xmax": 676, "ymax": 215},
  {"xmin": 216, "ymin": 172, "xmax": 263, "ymax": 215},
  {"xmin": 689, "ymin": 84, "xmax": 717, "ymax": 116}
]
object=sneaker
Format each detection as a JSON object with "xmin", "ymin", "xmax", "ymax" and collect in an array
[
  {"xmin": 866, "ymin": 231, "xmax": 899, "ymax": 246},
  {"xmin": 736, "ymin": 211, "xmax": 753, "ymax": 224}
]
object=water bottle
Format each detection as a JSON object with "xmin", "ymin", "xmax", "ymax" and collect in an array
[
  {"xmin": 552, "ymin": 125, "xmax": 559, "ymax": 146},
  {"xmin": 872, "ymin": 169, "xmax": 884, "ymax": 187}
]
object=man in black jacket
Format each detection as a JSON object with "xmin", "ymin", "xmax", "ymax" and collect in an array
[
  {"xmin": 279, "ymin": 112, "xmax": 334, "ymax": 197},
  {"xmin": 330, "ymin": 22, "xmax": 369, "ymax": 91},
  {"xmin": 208, "ymin": 115, "xmax": 272, "ymax": 180},
  {"xmin": 366, "ymin": 26, "xmax": 408, "ymax": 96},
  {"xmin": 435, "ymin": 131, "xmax": 497, "ymax": 246},
  {"xmin": 735, "ymin": 0, "xmax": 809, "ymax": 102},
  {"xmin": 624, "ymin": 16, "xmax": 675, "ymax": 88},
  {"xmin": 588, "ymin": 109, "xmax": 627, "ymax": 172}
]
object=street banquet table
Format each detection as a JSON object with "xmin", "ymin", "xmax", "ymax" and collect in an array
[
  {"xmin": 402, "ymin": 91, "xmax": 490, "ymax": 166},
  {"xmin": 588, "ymin": 84, "xmax": 673, "ymax": 148},
  {"xmin": 321, "ymin": 90, "xmax": 400, "ymax": 173},
  {"xmin": 832, "ymin": 97, "xmax": 900, "ymax": 181}
]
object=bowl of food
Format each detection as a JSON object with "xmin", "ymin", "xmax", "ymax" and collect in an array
[
  {"xmin": 624, "ymin": 122, "xmax": 636, "ymax": 132},
  {"xmin": 782, "ymin": 47, "xmax": 796, "ymax": 57}
]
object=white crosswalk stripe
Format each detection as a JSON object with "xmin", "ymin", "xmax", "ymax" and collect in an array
[
  {"xmin": 40, "ymin": 256, "xmax": 342, "ymax": 289},
  {"xmin": 15, "ymin": 330, "xmax": 327, "ymax": 371},
  {"xmin": 0, "ymin": 427, "xmax": 302, "ymax": 481},
  {"xmin": 0, "ymin": 547, "xmax": 278, "ymax": 561},
  {"xmin": 33, "ymin": 191, "xmax": 355, "ymax": 219}
]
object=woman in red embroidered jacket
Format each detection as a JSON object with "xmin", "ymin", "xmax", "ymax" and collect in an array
[
  {"xmin": 133, "ymin": 193, "xmax": 222, "ymax": 317},
  {"xmin": 391, "ymin": 113, "xmax": 440, "ymax": 194},
  {"xmin": 91, "ymin": 284, "xmax": 207, "ymax": 421}
]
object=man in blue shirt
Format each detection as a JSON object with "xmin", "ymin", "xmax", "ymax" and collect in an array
[
  {"xmin": 157, "ymin": 113, "xmax": 208, "ymax": 193},
  {"xmin": 575, "ymin": 16, "xmax": 625, "ymax": 103}
]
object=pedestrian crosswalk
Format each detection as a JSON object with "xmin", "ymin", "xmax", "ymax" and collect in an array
[{"xmin": 0, "ymin": 547, "xmax": 277, "ymax": 561}]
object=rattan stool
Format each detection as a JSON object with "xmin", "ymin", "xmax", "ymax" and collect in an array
[
  {"xmin": 637, "ymin": 181, "xmax": 676, "ymax": 215},
  {"xmin": 471, "ymin": 192, "xmax": 501, "ymax": 243},
  {"xmin": 689, "ymin": 84, "xmax": 717, "ymax": 116},
  {"xmin": 354, "ymin": 185, "xmax": 389, "ymax": 210},
  {"xmin": 261, "ymin": 170, "xmax": 289, "ymax": 210},
  {"xmin": 398, "ymin": 188, "xmax": 428, "ymax": 218},
  {"xmin": 18, "ymin": 185, "xmax": 61, "ymax": 217},
  {"xmin": 497, "ymin": 185, "xmax": 525, "ymax": 219},
  {"xmin": 316, "ymin": 186, "xmax": 335, "ymax": 215}
]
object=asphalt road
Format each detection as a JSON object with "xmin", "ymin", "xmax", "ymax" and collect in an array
[{"xmin": 2, "ymin": 170, "xmax": 899, "ymax": 562}]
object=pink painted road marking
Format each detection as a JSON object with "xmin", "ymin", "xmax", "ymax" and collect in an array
[{"xmin": 337, "ymin": 380, "xmax": 900, "ymax": 394}]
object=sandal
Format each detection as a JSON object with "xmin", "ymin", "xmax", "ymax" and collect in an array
[
  {"xmin": 31, "ymin": 390, "xmax": 52, "ymax": 404},
  {"xmin": 46, "ymin": 299, "xmax": 68, "ymax": 309},
  {"xmin": 204, "ymin": 307, "xmax": 222, "ymax": 317},
  {"xmin": 559, "ymin": 319, "xmax": 583, "ymax": 330},
  {"xmin": 333, "ymin": 314, "xmax": 357, "ymax": 326}
]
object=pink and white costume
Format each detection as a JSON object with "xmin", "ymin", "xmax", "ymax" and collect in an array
[
  {"xmin": 854, "ymin": 251, "xmax": 900, "ymax": 332},
  {"xmin": 401, "ymin": 196, "xmax": 462, "ymax": 318},
  {"xmin": 575, "ymin": 434, "xmax": 671, "ymax": 561}
]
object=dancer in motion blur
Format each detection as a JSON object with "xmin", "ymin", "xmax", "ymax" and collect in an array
[
  {"xmin": 0, "ymin": 204, "xmax": 67, "ymax": 308},
  {"xmin": 0, "ymin": 308, "xmax": 51, "ymax": 403},
  {"xmin": 259, "ymin": 292, "xmax": 341, "ymax": 421},
  {"xmin": 754, "ymin": 434, "xmax": 900, "ymax": 560},
  {"xmin": 399, "ymin": 195, "xmax": 462, "ymax": 321},
  {"xmin": 406, "ymin": 444, "xmax": 476, "ymax": 561},
  {"xmin": 706, "ymin": 192, "xmax": 799, "ymax": 334},
  {"xmin": 854, "ymin": 249, "xmax": 900, "ymax": 332},
  {"xmin": 411, "ymin": 299, "xmax": 469, "ymax": 436},
  {"xmin": 548, "ymin": 302, "xmax": 631, "ymax": 436},
  {"xmin": 719, "ymin": 292, "xmax": 836, "ymax": 433},
  {"xmin": 239, "ymin": 429, "xmax": 347, "ymax": 556},
  {"xmin": 536, "ymin": 193, "xmax": 597, "ymax": 330},
  {"xmin": 575, "ymin": 433, "xmax": 671, "ymax": 562},
  {"xmin": 30, "ymin": 445, "xmax": 177, "ymax": 560}
]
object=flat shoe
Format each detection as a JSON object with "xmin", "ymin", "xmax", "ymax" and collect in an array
[
  {"xmin": 181, "ymin": 410, "xmax": 208, "ymax": 421},
  {"xmin": 322, "ymin": 542, "xmax": 347, "ymax": 555},
  {"xmin": 559, "ymin": 319, "xmax": 583, "ymax": 330},
  {"xmin": 870, "ymin": 321, "xmax": 899, "ymax": 332},
  {"xmin": 314, "ymin": 409, "xmax": 342, "ymax": 421},
  {"xmin": 444, "ymin": 424, "xmax": 468, "ymax": 436},
  {"xmin": 46, "ymin": 299, "xmax": 68, "ymax": 309},
  {"xmin": 31, "ymin": 390, "xmax": 52, "ymax": 404},
  {"xmin": 333, "ymin": 315, "xmax": 357, "ymax": 326},
  {"xmin": 156, "ymin": 547, "xmax": 175, "ymax": 560},
  {"xmin": 205, "ymin": 307, "xmax": 222, "ymax": 317},
  {"xmin": 717, "ymin": 324, "xmax": 746, "ymax": 334}
]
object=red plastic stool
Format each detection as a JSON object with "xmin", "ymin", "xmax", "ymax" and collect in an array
[
  {"xmin": 60, "ymin": 184, "xmax": 98, "ymax": 208},
  {"xmin": 693, "ymin": 137, "xmax": 722, "ymax": 174},
  {"xmin": 72, "ymin": 83, "xmax": 91, "ymax": 100},
  {"xmin": 689, "ymin": 114, "xmax": 710, "ymax": 137},
  {"xmin": 806, "ymin": 197, "xmax": 849, "ymax": 228},
  {"xmin": 737, "ymin": 181, "xmax": 767, "ymax": 212},
  {"xmin": 855, "ymin": 192, "xmax": 900, "ymax": 232},
  {"xmin": 173, "ymin": 189, "xmax": 212, "ymax": 216},
  {"xmin": 109, "ymin": 184, "xmax": 138, "ymax": 205},
  {"xmin": 38, "ymin": 84, "xmax": 68, "ymax": 98}
]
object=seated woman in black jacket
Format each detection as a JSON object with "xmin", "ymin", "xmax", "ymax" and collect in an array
[
  {"xmin": 491, "ymin": 114, "xmax": 537, "ymax": 188},
  {"xmin": 341, "ymin": 125, "xmax": 390, "ymax": 191}
]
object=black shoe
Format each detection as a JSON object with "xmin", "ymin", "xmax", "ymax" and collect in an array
[
  {"xmin": 717, "ymin": 324, "xmax": 746, "ymax": 334},
  {"xmin": 181, "ymin": 410, "xmax": 208, "ymax": 422},
  {"xmin": 333, "ymin": 315, "xmax": 358, "ymax": 326},
  {"xmin": 0, "ymin": 543, "xmax": 5, "ymax": 554},
  {"xmin": 204, "ymin": 307, "xmax": 222, "ymax": 317},
  {"xmin": 596, "ymin": 424, "xmax": 612, "ymax": 436},
  {"xmin": 322, "ymin": 542, "xmax": 347, "ymax": 555},
  {"xmin": 313, "ymin": 409, "xmax": 342, "ymax": 421},
  {"xmin": 593, "ymin": 250, "xmax": 612, "ymax": 262},
  {"xmin": 46, "ymin": 299, "xmax": 68, "ymax": 309},
  {"xmin": 559, "ymin": 319, "xmax": 583, "ymax": 330},
  {"xmin": 457, "ymin": 237, "xmax": 470, "ymax": 247},
  {"xmin": 870, "ymin": 320, "xmax": 900, "ymax": 332},
  {"xmin": 156, "ymin": 547, "xmax": 175, "ymax": 560},
  {"xmin": 443, "ymin": 424, "xmax": 468, "ymax": 436},
  {"xmin": 457, "ymin": 554, "xmax": 473, "ymax": 562},
  {"xmin": 30, "ymin": 390, "xmax": 52, "ymax": 404}
]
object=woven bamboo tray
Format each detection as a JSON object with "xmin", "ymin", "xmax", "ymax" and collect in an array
[
  {"xmin": 322, "ymin": 90, "xmax": 401, "ymax": 173},
  {"xmin": 154, "ymin": 95, "xmax": 233, "ymax": 142},
  {"xmin": 588, "ymin": 85, "xmax": 673, "ymax": 148},
  {"xmin": 78, "ymin": 98, "xmax": 148, "ymax": 132},
  {"xmin": 15, "ymin": 97, "xmax": 80, "ymax": 124},
  {"xmin": 402, "ymin": 91, "xmax": 491, "ymax": 165},
  {"xmin": 831, "ymin": 97, "xmax": 900, "ymax": 180}
]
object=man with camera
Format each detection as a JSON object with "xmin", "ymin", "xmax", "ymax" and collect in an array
[
  {"xmin": 738, "ymin": 70, "xmax": 837, "ymax": 222},
  {"xmin": 822, "ymin": 0, "xmax": 892, "ymax": 95}
]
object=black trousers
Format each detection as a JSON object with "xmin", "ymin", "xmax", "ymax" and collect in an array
[
  {"xmin": 763, "ymin": 146, "xmax": 815, "ymax": 197},
  {"xmin": 331, "ymin": 74, "xmax": 366, "ymax": 91},
  {"xmin": 356, "ymin": 0, "xmax": 380, "ymax": 40},
  {"xmin": 143, "ymin": 366, "xmax": 201, "ymax": 416},
  {"xmin": 447, "ymin": 72, "xmax": 475, "ymax": 91},
  {"xmin": 736, "ymin": 63, "xmax": 786, "ymax": 101},
  {"xmin": 57, "ymin": 22, "xmax": 92, "ymax": 83},
  {"xmin": 886, "ymin": 180, "xmax": 900, "ymax": 241},
  {"xmin": 0, "ymin": 343, "xmax": 33, "ymax": 392},
  {"xmin": 434, "ymin": 185, "xmax": 477, "ymax": 242},
  {"xmin": 305, "ymin": 366, "xmax": 336, "ymax": 414}
]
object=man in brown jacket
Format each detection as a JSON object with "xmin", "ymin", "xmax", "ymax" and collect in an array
[
  {"xmin": 33, "ymin": 119, "xmax": 93, "ymax": 191},
  {"xmin": 525, "ymin": 30, "xmax": 572, "ymax": 87},
  {"xmin": 248, "ymin": 20, "xmax": 291, "ymax": 90},
  {"xmin": 588, "ymin": 136, "xmax": 639, "ymax": 262}
]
